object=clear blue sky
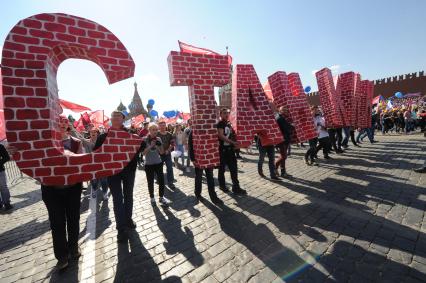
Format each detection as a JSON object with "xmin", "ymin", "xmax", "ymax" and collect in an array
[{"xmin": 1, "ymin": 0, "xmax": 425, "ymax": 116}]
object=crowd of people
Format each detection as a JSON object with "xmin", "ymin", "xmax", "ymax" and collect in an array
[{"xmin": 1, "ymin": 97, "xmax": 425, "ymax": 271}]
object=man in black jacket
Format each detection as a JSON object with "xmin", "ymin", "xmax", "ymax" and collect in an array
[
  {"xmin": 217, "ymin": 108, "xmax": 247, "ymax": 195},
  {"xmin": 94, "ymin": 110, "xmax": 142, "ymax": 243},
  {"xmin": 188, "ymin": 128, "xmax": 223, "ymax": 205}
]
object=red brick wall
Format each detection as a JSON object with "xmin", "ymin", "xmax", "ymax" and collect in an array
[
  {"xmin": 316, "ymin": 68, "xmax": 345, "ymax": 128},
  {"xmin": 1, "ymin": 13, "xmax": 141, "ymax": 185},
  {"xmin": 0, "ymin": 69, "xmax": 5, "ymax": 140},
  {"xmin": 336, "ymin": 72, "xmax": 359, "ymax": 127},
  {"xmin": 167, "ymin": 51, "xmax": 230, "ymax": 168},
  {"xmin": 356, "ymin": 80, "xmax": 374, "ymax": 129},
  {"xmin": 268, "ymin": 71, "xmax": 317, "ymax": 143},
  {"xmin": 230, "ymin": 65, "xmax": 283, "ymax": 147}
]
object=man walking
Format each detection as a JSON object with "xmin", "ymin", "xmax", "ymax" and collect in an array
[
  {"xmin": 217, "ymin": 109, "xmax": 247, "ymax": 195},
  {"xmin": 94, "ymin": 110, "xmax": 141, "ymax": 243}
]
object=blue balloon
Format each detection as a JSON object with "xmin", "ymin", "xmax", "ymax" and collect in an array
[
  {"xmin": 122, "ymin": 110, "xmax": 129, "ymax": 116},
  {"xmin": 148, "ymin": 99, "xmax": 155, "ymax": 106},
  {"xmin": 395, "ymin": 92, "xmax": 403, "ymax": 98},
  {"xmin": 150, "ymin": 109, "xmax": 158, "ymax": 117},
  {"xmin": 304, "ymin": 86, "xmax": 311, "ymax": 93}
]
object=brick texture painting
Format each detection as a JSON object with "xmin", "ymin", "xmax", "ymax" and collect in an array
[
  {"xmin": 356, "ymin": 80, "xmax": 374, "ymax": 129},
  {"xmin": 315, "ymin": 68, "xmax": 345, "ymax": 128},
  {"xmin": 167, "ymin": 51, "xmax": 230, "ymax": 168},
  {"xmin": 230, "ymin": 65, "xmax": 283, "ymax": 147},
  {"xmin": 336, "ymin": 72, "xmax": 359, "ymax": 127},
  {"xmin": 1, "ymin": 13, "xmax": 142, "ymax": 185},
  {"xmin": 268, "ymin": 71, "xmax": 317, "ymax": 143}
]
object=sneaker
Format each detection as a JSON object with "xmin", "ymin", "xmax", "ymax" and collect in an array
[
  {"xmin": 56, "ymin": 258, "xmax": 69, "ymax": 270},
  {"xmin": 102, "ymin": 191, "xmax": 109, "ymax": 201},
  {"xmin": 69, "ymin": 246, "xmax": 81, "ymax": 260},
  {"xmin": 220, "ymin": 186, "xmax": 230, "ymax": 193},
  {"xmin": 211, "ymin": 198, "xmax": 224, "ymax": 205},
  {"xmin": 280, "ymin": 170, "xmax": 288, "ymax": 178},
  {"xmin": 304, "ymin": 158, "xmax": 310, "ymax": 166},
  {"xmin": 270, "ymin": 175, "xmax": 281, "ymax": 180},
  {"xmin": 311, "ymin": 161, "xmax": 319, "ymax": 166},
  {"xmin": 168, "ymin": 183, "xmax": 176, "ymax": 190},
  {"xmin": 4, "ymin": 203, "xmax": 13, "ymax": 211},
  {"xmin": 324, "ymin": 156, "xmax": 331, "ymax": 160},
  {"xmin": 232, "ymin": 188, "xmax": 247, "ymax": 195},
  {"xmin": 185, "ymin": 167, "xmax": 191, "ymax": 173},
  {"xmin": 159, "ymin": 197, "xmax": 171, "ymax": 206},
  {"xmin": 413, "ymin": 167, "xmax": 426, "ymax": 173},
  {"xmin": 150, "ymin": 198, "xmax": 156, "ymax": 206},
  {"xmin": 258, "ymin": 170, "xmax": 265, "ymax": 177}
]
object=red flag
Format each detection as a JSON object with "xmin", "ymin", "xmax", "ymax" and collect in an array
[
  {"xmin": 89, "ymin": 110, "xmax": 109, "ymax": 127},
  {"xmin": 178, "ymin": 41, "xmax": 232, "ymax": 66},
  {"xmin": 59, "ymin": 99, "xmax": 91, "ymax": 112}
]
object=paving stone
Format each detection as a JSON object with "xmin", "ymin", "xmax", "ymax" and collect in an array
[{"xmin": 0, "ymin": 134, "xmax": 425, "ymax": 282}]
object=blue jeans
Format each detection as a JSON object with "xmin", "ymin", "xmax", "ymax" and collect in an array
[
  {"xmin": 0, "ymin": 171, "xmax": 11, "ymax": 205},
  {"xmin": 91, "ymin": 178, "xmax": 108, "ymax": 193},
  {"xmin": 107, "ymin": 169, "xmax": 136, "ymax": 231},
  {"xmin": 258, "ymin": 145, "xmax": 275, "ymax": 177},
  {"xmin": 342, "ymin": 127, "xmax": 350, "ymax": 146},
  {"xmin": 162, "ymin": 153, "xmax": 174, "ymax": 185},
  {"xmin": 174, "ymin": 144, "xmax": 185, "ymax": 166},
  {"xmin": 357, "ymin": 128, "xmax": 373, "ymax": 143}
]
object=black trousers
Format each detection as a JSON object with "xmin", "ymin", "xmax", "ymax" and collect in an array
[
  {"xmin": 305, "ymin": 138, "xmax": 318, "ymax": 162},
  {"xmin": 328, "ymin": 128, "xmax": 343, "ymax": 150},
  {"xmin": 336, "ymin": 128, "xmax": 343, "ymax": 149},
  {"xmin": 41, "ymin": 184, "xmax": 82, "ymax": 261},
  {"xmin": 315, "ymin": 137, "xmax": 331, "ymax": 158},
  {"xmin": 218, "ymin": 147, "xmax": 240, "ymax": 190},
  {"xmin": 145, "ymin": 163, "xmax": 165, "ymax": 199},
  {"xmin": 194, "ymin": 167, "xmax": 217, "ymax": 200},
  {"xmin": 107, "ymin": 169, "xmax": 136, "ymax": 232}
]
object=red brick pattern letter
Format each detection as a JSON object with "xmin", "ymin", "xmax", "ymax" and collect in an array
[
  {"xmin": 268, "ymin": 71, "xmax": 317, "ymax": 143},
  {"xmin": 315, "ymin": 68, "xmax": 345, "ymax": 128},
  {"xmin": 336, "ymin": 72, "xmax": 359, "ymax": 127},
  {"xmin": 1, "ymin": 13, "xmax": 141, "ymax": 185},
  {"xmin": 355, "ymin": 80, "xmax": 374, "ymax": 129},
  {"xmin": 230, "ymin": 65, "xmax": 283, "ymax": 147},
  {"xmin": 167, "ymin": 51, "xmax": 230, "ymax": 168}
]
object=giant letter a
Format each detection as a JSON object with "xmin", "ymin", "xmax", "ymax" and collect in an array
[{"xmin": 230, "ymin": 65, "xmax": 283, "ymax": 147}]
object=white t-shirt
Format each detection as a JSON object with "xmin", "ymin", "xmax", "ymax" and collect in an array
[{"xmin": 314, "ymin": 116, "xmax": 329, "ymax": 139}]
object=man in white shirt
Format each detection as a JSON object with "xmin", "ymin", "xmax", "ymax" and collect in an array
[{"xmin": 314, "ymin": 108, "xmax": 332, "ymax": 160}]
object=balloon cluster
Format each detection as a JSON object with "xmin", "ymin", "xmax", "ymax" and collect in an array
[
  {"xmin": 147, "ymin": 99, "xmax": 158, "ymax": 118},
  {"xmin": 163, "ymin": 110, "xmax": 178, "ymax": 118}
]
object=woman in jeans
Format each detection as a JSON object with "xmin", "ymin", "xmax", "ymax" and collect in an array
[
  {"xmin": 172, "ymin": 124, "xmax": 186, "ymax": 168},
  {"xmin": 142, "ymin": 123, "xmax": 171, "ymax": 206}
]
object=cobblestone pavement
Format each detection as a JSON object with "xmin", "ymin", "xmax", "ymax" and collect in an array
[{"xmin": 0, "ymin": 133, "xmax": 425, "ymax": 283}]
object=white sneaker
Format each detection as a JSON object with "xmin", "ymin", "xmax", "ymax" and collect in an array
[
  {"xmin": 159, "ymin": 197, "xmax": 171, "ymax": 206},
  {"xmin": 150, "ymin": 198, "xmax": 156, "ymax": 206},
  {"xmin": 102, "ymin": 191, "xmax": 109, "ymax": 201}
]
